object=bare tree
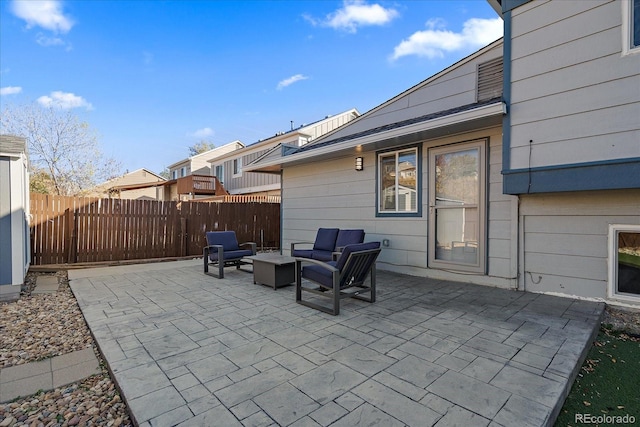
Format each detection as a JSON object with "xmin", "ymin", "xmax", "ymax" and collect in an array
[
  {"xmin": 188, "ymin": 140, "xmax": 215, "ymax": 156},
  {"xmin": 0, "ymin": 103, "xmax": 123, "ymax": 195}
]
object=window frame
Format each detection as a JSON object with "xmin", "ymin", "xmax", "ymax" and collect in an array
[
  {"xmin": 608, "ymin": 224, "xmax": 640, "ymax": 302},
  {"xmin": 622, "ymin": 0, "xmax": 640, "ymax": 55},
  {"xmin": 233, "ymin": 158, "xmax": 243, "ymax": 177},
  {"xmin": 375, "ymin": 144, "xmax": 422, "ymax": 218},
  {"xmin": 214, "ymin": 164, "xmax": 224, "ymax": 183}
]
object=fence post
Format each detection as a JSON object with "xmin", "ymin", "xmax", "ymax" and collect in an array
[
  {"xmin": 66, "ymin": 208, "xmax": 78, "ymax": 264},
  {"xmin": 180, "ymin": 217, "xmax": 188, "ymax": 257}
]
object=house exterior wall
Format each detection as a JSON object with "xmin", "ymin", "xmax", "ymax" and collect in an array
[
  {"xmin": 503, "ymin": 0, "xmax": 640, "ymax": 306},
  {"xmin": 218, "ymin": 110, "xmax": 360, "ymax": 195},
  {"xmin": 282, "ymin": 126, "xmax": 518, "ymax": 289},
  {"xmin": 504, "ymin": 0, "xmax": 640, "ymax": 193},
  {"xmin": 519, "ymin": 190, "xmax": 640, "ymax": 300},
  {"xmin": 220, "ymin": 148, "xmax": 281, "ymax": 195},
  {"xmin": 0, "ymin": 139, "xmax": 30, "ymax": 301}
]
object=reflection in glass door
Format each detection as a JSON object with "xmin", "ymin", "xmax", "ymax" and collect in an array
[{"xmin": 428, "ymin": 141, "xmax": 486, "ymax": 273}]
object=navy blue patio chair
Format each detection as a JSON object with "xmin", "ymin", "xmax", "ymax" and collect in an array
[
  {"xmin": 295, "ymin": 241, "xmax": 381, "ymax": 315},
  {"xmin": 291, "ymin": 228, "xmax": 340, "ymax": 261},
  {"xmin": 203, "ymin": 231, "xmax": 256, "ymax": 279}
]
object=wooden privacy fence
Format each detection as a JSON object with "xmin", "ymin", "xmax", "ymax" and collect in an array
[{"xmin": 30, "ymin": 193, "xmax": 280, "ymax": 265}]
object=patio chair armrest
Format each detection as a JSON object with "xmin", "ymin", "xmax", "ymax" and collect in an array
[
  {"xmin": 291, "ymin": 241, "xmax": 314, "ymax": 253},
  {"xmin": 240, "ymin": 242, "xmax": 257, "ymax": 255},
  {"xmin": 203, "ymin": 244, "xmax": 225, "ymax": 258},
  {"xmin": 294, "ymin": 257, "xmax": 339, "ymax": 273}
]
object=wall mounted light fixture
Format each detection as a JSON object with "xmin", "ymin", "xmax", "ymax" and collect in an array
[{"xmin": 355, "ymin": 156, "xmax": 364, "ymax": 171}]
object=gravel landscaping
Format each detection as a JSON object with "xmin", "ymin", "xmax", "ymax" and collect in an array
[{"xmin": 0, "ymin": 271, "xmax": 132, "ymax": 427}]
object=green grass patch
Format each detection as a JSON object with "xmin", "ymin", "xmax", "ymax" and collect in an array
[
  {"xmin": 619, "ymin": 252, "xmax": 640, "ymax": 269},
  {"xmin": 555, "ymin": 327, "xmax": 640, "ymax": 426}
]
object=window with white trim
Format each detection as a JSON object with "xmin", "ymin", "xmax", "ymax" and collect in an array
[
  {"xmin": 623, "ymin": 0, "xmax": 640, "ymax": 54},
  {"xmin": 233, "ymin": 158, "xmax": 242, "ymax": 177},
  {"xmin": 214, "ymin": 164, "xmax": 224, "ymax": 183},
  {"xmin": 377, "ymin": 146, "xmax": 420, "ymax": 216},
  {"xmin": 608, "ymin": 225, "xmax": 640, "ymax": 301}
]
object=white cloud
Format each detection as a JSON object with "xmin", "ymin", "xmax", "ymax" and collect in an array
[
  {"xmin": 37, "ymin": 91, "xmax": 93, "ymax": 110},
  {"xmin": 0, "ymin": 86, "xmax": 22, "ymax": 96},
  {"xmin": 306, "ymin": 0, "xmax": 398, "ymax": 33},
  {"xmin": 391, "ymin": 17, "xmax": 503, "ymax": 61},
  {"xmin": 11, "ymin": 0, "xmax": 74, "ymax": 33},
  {"xmin": 188, "ymin": 127, "xmax": 214, "ymax": 138},
  {"xmin": 36, "ymin": 33, "xmax": 65, "ymax": 46},
  {"xmin": 277, "ymin": 74, "xmax": 309, "ymax": 90}
]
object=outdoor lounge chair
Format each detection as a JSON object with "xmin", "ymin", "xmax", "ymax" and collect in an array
[
  {"xmin": 203, "ymin": 231, "xmax": 256, "ymax": 279},
  {"xmin": 291, "ymin": 228, "xmax": 365, "ymax": 261},
  {"xmin": 295, "ymin": 241, "xmax": 381, "ymax": 315}
]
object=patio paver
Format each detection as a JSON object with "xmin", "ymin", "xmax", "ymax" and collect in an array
[{"xmin": 68, "ymin": 259, "xmax": 604, "ymax": 426}]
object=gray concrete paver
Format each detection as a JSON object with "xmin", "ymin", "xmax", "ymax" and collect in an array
[{"xmin": 64, "ymin": 260, "xmax": 604, "ymax": 427}]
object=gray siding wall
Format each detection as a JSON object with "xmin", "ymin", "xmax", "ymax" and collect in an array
[
  {"xmin": 519, "ymin": 190, "xmax": 640, "ymax": 299},
  {"xmin": 320, "ymin": 43, "xmax": 503, "ymax": 141},
  {"xmin": 282, "ymin": 126, "xmax": 517, "ymax": 288},
  {"xmin": 509, "ymin": 0, "xmax": 640, "ymax": 170},
  {"xmin": 223, "ymin": 149, "xmax": 280, "ymax": 193},
  {"xmin": 0, "ymin": 157, "xmax": 12, "ymax": 286}
]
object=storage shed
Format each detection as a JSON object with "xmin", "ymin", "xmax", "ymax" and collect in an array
[{"xmin": 0, "ymin": 134, "xmax": 30, "ymax": 301}]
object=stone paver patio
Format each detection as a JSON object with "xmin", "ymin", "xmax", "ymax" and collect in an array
[{"xmin": 69, "ymin": 259, "xmax": 604, "ymax": 427}]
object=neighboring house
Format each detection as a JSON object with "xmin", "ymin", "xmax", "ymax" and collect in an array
[
  {"xmin": 92, "ymin": 168, "xmax": 166, "ymax": 200},
  {"xmin": 0, "ymin": 135, "xmax": 30, "ymax": 302},
  {"xmin": 168, "ymin": 140, "xmax": 244, "ymax": 179},
  {"xmin": 247, "ymin": 0, "xmax": 640, "ymax": 306},
  {"xmin": 209, "ymin": 109, "xmax": 359, "ymax": 198}
]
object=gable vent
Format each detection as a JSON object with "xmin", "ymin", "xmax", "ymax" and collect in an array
[{"xmin": 477, "ymin": 57, "xmax": 503, "ymax": 102}]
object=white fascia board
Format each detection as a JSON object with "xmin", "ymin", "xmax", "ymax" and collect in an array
[{"xmin": 246, "ymin": 102, "xmax": 505, "ymax": 171}]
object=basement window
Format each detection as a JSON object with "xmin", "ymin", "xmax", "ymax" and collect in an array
[{"xmin": 608, "ymin": 225, "xmax": 640, "ymax": 302}]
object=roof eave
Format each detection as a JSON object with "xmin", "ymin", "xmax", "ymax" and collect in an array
[{"xmin": 245, "ymin": 101, "xmax": 506, "ymax": 173}]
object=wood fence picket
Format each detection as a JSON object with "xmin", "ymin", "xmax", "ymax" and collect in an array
[{"xmin": 29, "ymin": 193, "xmax": 280, "ymax": 265}]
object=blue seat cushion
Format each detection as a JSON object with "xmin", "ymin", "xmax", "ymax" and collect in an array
[
  {"xmin": 206, "ymin": 231, "xmax": 240, "ymax": 251},
  {"xmin": 292, "ymin": 249, "xmax": 314, "ymax": 258},
  {"xmin": 302, "ymin": 261, "xmax": 337, "ymax": 289},
  {"xmin": 311, "ymin": 250, "xmax": 334, "ymax": 262},
  {"xmin": 313, "ymin": 228, "xmax": 339, "ymax": 252},
  {"xmin": 335, "ymin": 229, "xmax": 365, "ymax": 249},
  {"xmin": 208, "ymin": 249, "xmax": 253, "ymax": 262}
]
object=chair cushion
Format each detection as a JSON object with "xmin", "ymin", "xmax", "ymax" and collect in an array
[
  {"xmin": 336, "ymin": 242, "xmax": 381, "ymax": 271},
  {"xmin": 292, "ymin": 249, "xmax": 314, "ymax": 259},
  {"xmin": 302, "ymin": 261, "xmax": 337, "ymax": 289},
  {"xmin": 206, "ymin": 231, "xmax": 240, "ymax": 251},
  {"xmin": 209, "ymin": 249, "xmax": 253, "ymax": 262},
  {"xmin": 313, "ymin": 228, "xmax": 339, "ymax": 252},
  {"xmin": 335, "ymin": 229, "xmax": 365, "ymax": 249},
  {"xmin": 311, "ymin": 250, "xmax": 334, "ymax": 262}
]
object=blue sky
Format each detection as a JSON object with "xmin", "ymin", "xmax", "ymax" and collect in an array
[{"xmin": 0, "ymin": 0, "xmax": 502, "ymax": 175}]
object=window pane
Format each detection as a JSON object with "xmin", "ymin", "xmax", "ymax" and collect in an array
[
  {"xmin": 380, "ymin": 155, "xmax": 396, "ymax": 211},
  {"xmin": 398, "ymin": 150, "xmax": 417, "ymax": 211},
  {"xmin": 435, "ymin": 207, "xmax": 479, "ymax": 265},
  {"xmin": 435, "ymin": 148, "xmax": 479, "ymax": 206},
  {"xmin": 634, "ymin": 0, "xmax": 640, "ymax": 47},
  {"xmin": 618, "ymin": 232, "xmax": 640, "ymax": 295}
]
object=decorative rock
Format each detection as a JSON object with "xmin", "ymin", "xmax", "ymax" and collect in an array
[{"xmin": 0, "ymin": 272, "xmax": 132, "ymax": 426}]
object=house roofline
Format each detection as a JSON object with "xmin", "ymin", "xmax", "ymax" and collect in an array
[
  {"xmin": 166, "ymin": 140, "xmax": 245, "ymax": 169},
  {"xmin": 245, "ymin": 100, "xmax": 505, "ymax": 172}
]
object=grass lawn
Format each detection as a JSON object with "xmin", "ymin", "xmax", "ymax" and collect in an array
[{"xmin": 555, "ymin": 327, "xmax": 640, "ymax": 426}]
